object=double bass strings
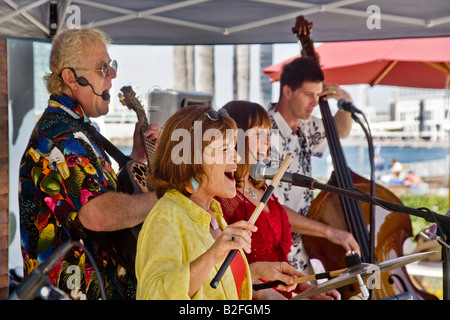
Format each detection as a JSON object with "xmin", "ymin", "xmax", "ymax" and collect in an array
[{"xmin": 319, "ymin": 97, "xmax": 371, "ymax": 262}]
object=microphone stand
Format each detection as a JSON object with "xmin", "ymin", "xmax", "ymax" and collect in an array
[
  {"xmin": 9, "ymin": 240, "xmax": 107, "ymax": 300},
  {"xmin": 347, "ymin": 109, "xmax": 376, "ymax": 302},
  {"xmin": 348, "ymin": 107, "xmax": 450, "ymax": 300},
  {"xmin": 348, "ymin": 110, "xmax": 377, "ymax": 266},
  {"xmin": 291, "ymin": 172, "xmax": 450, "ymax": 300}
]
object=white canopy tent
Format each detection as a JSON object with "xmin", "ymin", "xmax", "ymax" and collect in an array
[{"xmin": 0, "ymin": 0, "xmax": 449, "ymax": 45}]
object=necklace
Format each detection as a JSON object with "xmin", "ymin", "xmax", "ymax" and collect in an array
[
  {"xmin": 208, "ymin": 210, "xmax": 219, "ymax": 230},
  {"xmin": 243, "ymin": 185, "xmax": 257, "ymax": 199}
]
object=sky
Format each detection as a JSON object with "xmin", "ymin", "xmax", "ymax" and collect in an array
[
  {"xmin": 32, "ymin": 41, "xmax": 397, "ymax": 116},
  {"xmin": 106, "ymin": 43, "xmax": 395, "ymax": 113}
]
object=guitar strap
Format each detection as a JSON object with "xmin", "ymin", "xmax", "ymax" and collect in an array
[
  {"xmin": 78, "ymin": 122, "xmax": 144, "ymax": 279},
  {"xmin": 56, "ymin": 101, "xmax": 131, "ymax": 170},
  {"xmin": 96, "ymin": 132, "xmax": 132, "ymax": 169}
]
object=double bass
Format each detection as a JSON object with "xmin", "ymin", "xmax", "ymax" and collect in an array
[{"xmin": 292, "ymin": 16, "xmax": 437, "ymax": 300}]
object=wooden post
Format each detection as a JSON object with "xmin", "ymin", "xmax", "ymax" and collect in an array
[{"xmin": 0, "ymin": 37, "xmax": 9, "ymax": 299}]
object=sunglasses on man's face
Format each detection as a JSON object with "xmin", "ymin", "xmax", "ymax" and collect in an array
[{"xmin": 76, "ymin": 60, "xmax": 118, "ymax": 78}]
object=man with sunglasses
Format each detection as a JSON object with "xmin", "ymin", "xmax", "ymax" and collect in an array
[{"xmin": 18, "ymin": 28, "xmax": 158, "ymax": 300}]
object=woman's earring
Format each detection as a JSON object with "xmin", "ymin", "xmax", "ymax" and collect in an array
[
  {"xmin": 186, "ymin": 177, "xmax": 199, "ymax": 194},
  {"xmin": 191, "ymin": 177, "xmax": 199, "ymax": 193}
]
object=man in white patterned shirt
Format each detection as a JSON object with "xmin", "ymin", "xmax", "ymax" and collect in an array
[{"xmin": 268, "ymin": 57, "xmax": 360, "ymax": 273}]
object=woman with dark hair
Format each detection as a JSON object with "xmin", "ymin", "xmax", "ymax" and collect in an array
[{"xmin": 216, "ymin": 100, "xmax": 340, "ymax": 300}]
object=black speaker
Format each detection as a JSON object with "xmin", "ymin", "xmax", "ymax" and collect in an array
[{"xmin": 147, "ymin": 89, "xmax": 213, "ymax": 127}]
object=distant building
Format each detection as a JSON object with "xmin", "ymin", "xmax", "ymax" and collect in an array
[
  {"xmin": 392, "ymin": 88, "xmax": 449, "ymax": 142},
  {"xmin": 349, "ymin": 87, "xmax": 449, "ymax": 143}
]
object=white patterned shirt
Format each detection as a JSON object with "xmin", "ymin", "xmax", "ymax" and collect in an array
[{"xmin": 268, "ymin": 103, "xmax": 328, "ymax": 271}]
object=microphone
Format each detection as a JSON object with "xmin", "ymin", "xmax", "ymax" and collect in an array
[
  {"xmin": 337, "ymin": 99, "xmax": 362, "ymax": 114},
  {"xmin": 249, "ymin": 161, "xmax": 315, "ymax": 189},
  {"xmin": 8, "ymin": 241, "xmax": 77, "ymax": 300},
  {"xmin": 88, "ymin": 83, "xmax": 110, "ymax": 101},
  {"xmin": 75, "ymin": 76, "xmax": 110, "ymax": 101}
]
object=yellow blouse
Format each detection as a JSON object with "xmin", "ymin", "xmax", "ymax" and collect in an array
[{"xmin": 135, "ymin": 190, "xmax": 252, "ymax": 300}]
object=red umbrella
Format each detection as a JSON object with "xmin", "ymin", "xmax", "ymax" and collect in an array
[{"xmin": 263, "ymin": 37, "xmax": 450, "ymax": 90}]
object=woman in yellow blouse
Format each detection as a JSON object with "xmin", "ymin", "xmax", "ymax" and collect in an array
[{"xmin": 135, "ymin": 105, "xmax": 302, "ymax": 300}]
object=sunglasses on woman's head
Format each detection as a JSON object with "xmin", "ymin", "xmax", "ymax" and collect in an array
[{"xmin": 194, "ymin": 108, "xmax": 229, "ymax": 124}]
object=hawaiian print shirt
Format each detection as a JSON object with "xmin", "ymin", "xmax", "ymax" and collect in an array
[
  {"xmin": 19, "ymin": 95, "xmax": 135, "ymax": 300},
  {"xmin": 268, "ymin": 104, "xmax": 327, "ymax": 272}
]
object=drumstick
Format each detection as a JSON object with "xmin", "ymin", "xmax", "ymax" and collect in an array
[
  {"xmin": 253, "ymin": 268, "xmax": 346, "ymax": 291},
  {"xmin": 210, "ymin": 155, "xmax": 293, "ymax": 289}
]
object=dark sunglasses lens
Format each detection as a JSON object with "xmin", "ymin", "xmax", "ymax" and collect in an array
[
  {"xmin": 218, "ymin": 108, "xmax": 229, "ymax": 116},
  {"xmin": 206, "ymin": 110, "xmax": 219, "ymax": 120},
  {"xmin": 206, "ymin": 108, "xmax": 228, "ymax": 120},
  {"xmin": 102, "ymin": 60, "xmax": 118, "ymax": 77},
  {"xmin": 101, "ymin": 62, "xmax": 109, "ymax": 77},
  {"xmin": 111, "ymin": 60, "xmax": 118, "ymax": 72}
]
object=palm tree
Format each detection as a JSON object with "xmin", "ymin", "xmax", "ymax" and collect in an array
[
  {"xmin": 197, "ymin": 45, "xmax": 214, "ymax": 96},
  {"xmin": 259, "ymin": 44, "xmax": 273, "ymax": 107},
  {"xmin": 233, "ymin": 44, "xmax": 250, "ymax": 101},
  {"xmin": 173, "ymin": 45, "xmax": 194, "ymax": 91}
]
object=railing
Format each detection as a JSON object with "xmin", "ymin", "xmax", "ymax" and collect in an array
[{"xmin": 406, "ymin": 157, "xmax": 449, "ymax": 179}]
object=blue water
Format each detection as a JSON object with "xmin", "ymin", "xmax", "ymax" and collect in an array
[
  {"xmin": 312, "ymin": 145, "xmax": 449, "ymax": 178},
  {"xmin": 119, "ymin": 145, "xmax": 448, "ymax": 179}
]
